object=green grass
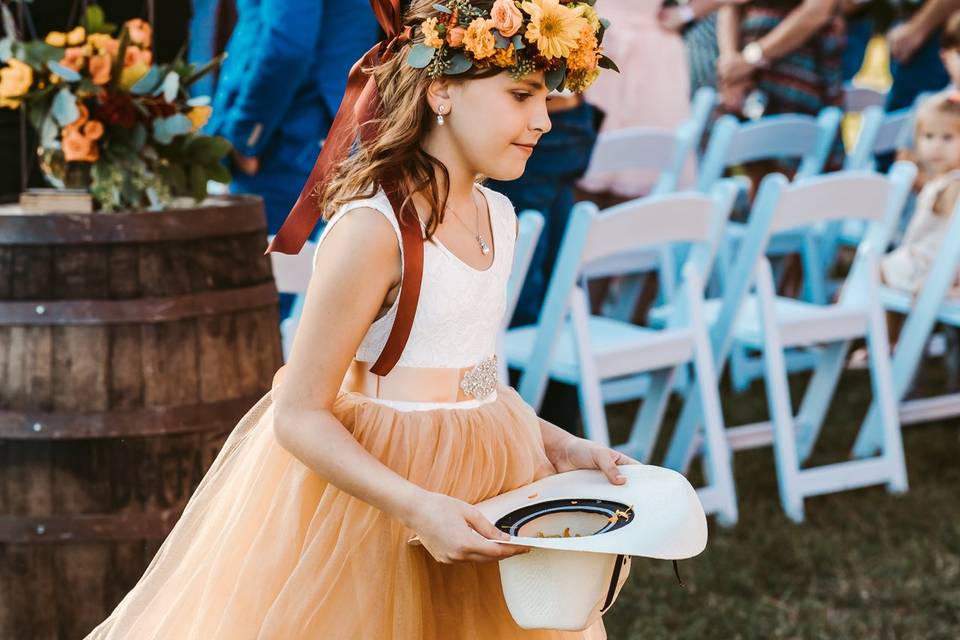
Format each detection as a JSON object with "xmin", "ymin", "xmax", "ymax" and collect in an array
[{"xmin": 600, "ymin": 365, "xmax": 960, "ymax": 640}]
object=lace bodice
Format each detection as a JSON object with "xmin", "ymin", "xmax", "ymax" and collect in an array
[{"xmin": 313, "ymin": 184, "xmax": 516, "ymax": 369}]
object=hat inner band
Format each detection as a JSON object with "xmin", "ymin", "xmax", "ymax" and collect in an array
[{"xmin": 495, "ymin": 498, "xmax": 635, "ymax": 539}]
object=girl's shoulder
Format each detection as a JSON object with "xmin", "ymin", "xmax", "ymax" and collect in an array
[{"xmin": 477, "ymin": 183, "xmax": 517, "ymax": 218}]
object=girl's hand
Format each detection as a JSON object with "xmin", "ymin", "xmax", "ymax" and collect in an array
[
  {"xmin": 717, "ymin": 51, "xmax": 754, "ymax": 85},
  {"xmin": 406, "ymin": 491, "xmax": 530, "ymax": 564},
  {"xmin": 887, "ymin": 22, "xmax": 926, "ymax": 64},
  {"xmin": 547, "ymin": 435, "xmax": 641, "ymax": 485}
]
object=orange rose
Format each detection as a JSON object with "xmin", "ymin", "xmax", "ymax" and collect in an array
[
  {"xmin": 124, "ymin": 19, "xmax": 153, "ymax": 48},
  {"xmin": 82, "ymin": 120, "xmax": 105, "ymax": 141},
  {"xmin": 124, "ymin": 46, "xmax": 153, "ymax": 68},
  {"xmin": 0, "ymin": 59, "xmax": 34, "ymax": 102},
  {"xmin": 491, "ymin": 0, "xmax": 524, "ymax": 37},
  {"xmin": 75, "ymin": 103, "xmax": 90, "ymax": 126},
  {"xmin": 89, "ymin": 54, "xmax": 112, "ymax": 85},
  {"xmin": 62, "ymin": 129, "xmax": 99, "ymax": 162},
  {"xmin": 61, "ymin": 46, "xmax": 88, "ymax": 72},
  {"xmin": 447, "ymin": 26, "xmax": 467, "ymax": 47}
]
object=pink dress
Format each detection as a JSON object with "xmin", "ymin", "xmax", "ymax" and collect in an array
[{"xmin": 579, "ymin": 0, "xmax": 695, "ymax": 197}]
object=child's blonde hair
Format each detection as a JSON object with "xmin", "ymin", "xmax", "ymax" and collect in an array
[
  {"xmin": 320, "ymin": 0, "xmax": 501, "ymax": 240},
  {"xmin": 915, "ymin": 91, "xmax": 960, "ymax": 136}
]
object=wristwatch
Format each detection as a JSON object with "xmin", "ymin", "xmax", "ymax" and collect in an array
[{"xmin": 742, "ymin": 42, "xmax": 766, "ymax": 67}]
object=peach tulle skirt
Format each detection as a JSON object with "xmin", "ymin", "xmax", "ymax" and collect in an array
[{"xmin": 84, "ymin": 384, "xmax": 606, "ymax": 639}]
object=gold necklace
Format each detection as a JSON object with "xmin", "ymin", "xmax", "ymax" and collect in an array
[{"xmin": 445, "ymin": 191, "xmax": 490, "ymax": 256}]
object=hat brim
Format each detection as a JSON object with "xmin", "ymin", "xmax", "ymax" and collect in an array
[{"xmin": 474, "ymin": 464, "xmax": 707, "ymax": 559}]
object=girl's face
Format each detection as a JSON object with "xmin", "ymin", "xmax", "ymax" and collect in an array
[
  {"xmin": 433, "ymin": 70, "xmax": 553, "ymax": 181},
  {"xmin": 916, "ymin": 109, "xmax": 960, "ymax": 175}
]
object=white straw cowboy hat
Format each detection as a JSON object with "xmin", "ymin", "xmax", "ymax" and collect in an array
[{"xmin": 473, "ymin": 464, "xmax": 708, "ymax": 631}]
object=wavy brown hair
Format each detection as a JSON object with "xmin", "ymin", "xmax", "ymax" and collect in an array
[{"xmin": 318, "ymin": 0, "xmax": 502, "ymax": 239}]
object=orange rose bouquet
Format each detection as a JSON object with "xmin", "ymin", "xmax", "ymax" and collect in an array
[{"xmin": 0, "ymin": 6, "xmax": 229, "ymax": 211}]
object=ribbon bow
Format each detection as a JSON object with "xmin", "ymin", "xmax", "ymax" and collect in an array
[{"xmin": 266, "ymin": 0, "xmax": 410, "ymax": 255}]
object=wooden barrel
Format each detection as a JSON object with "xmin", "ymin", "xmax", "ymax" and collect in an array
[{"xmin": 0, "ymin": 195, "xmax": 282, "ymax": 639}]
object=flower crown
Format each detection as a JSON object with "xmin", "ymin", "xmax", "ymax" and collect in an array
[{"xmin": 406, "ymin": 0, "xmax": 617, "ymax": 93}]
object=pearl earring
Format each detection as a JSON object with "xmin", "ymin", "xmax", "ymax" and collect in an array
[{"xmin": 436, "ymin": 105, "xmax": 446, "ymax": 126}]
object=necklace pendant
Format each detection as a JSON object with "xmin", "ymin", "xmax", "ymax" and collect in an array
[{"xmin": 477, "ymin": 235, "xmax": 490, "ymax": 255}]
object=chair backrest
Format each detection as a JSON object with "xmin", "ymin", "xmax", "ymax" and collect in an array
[
  {"xmin": 845, "ymin": 105, "xmax": 915, "ymax": 170},
  {"xmin": 697, "ymin": 107, "xmax": 843, "ymax": 191},
  {"xmin": 581, "ymin": 125, "xmax": 694, "ymax": 196},
  {"xmin": 269, "ymin": 238, "xmax": 317, "ymax": 294},
  {"xmin": 687, "ymin": 86, "xmax": 717, "ymax": 159},
  {"xmin": 503, "ymin": 210, "xmax": 545, "ymax": 327},
  {"xmin": 844, "ymin": 83, "xmax": 887, "ymax": 113},
  {"xmin": 517, "ymin": 186, "xmax": 735, "ymax": 407}
]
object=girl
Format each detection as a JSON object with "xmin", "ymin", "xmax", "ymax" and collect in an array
[
  {"xmin": 86, "ymin": 0, "xmax": 636, "ymax": 638},
  {"xmin": 882, "ymin": 92, "xmax": 960, "ymax": 298}
]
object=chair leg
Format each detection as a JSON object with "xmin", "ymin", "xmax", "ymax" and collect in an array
[
  {"xmin": 622, "ymin": 367, "xmax": 675, "ymax": 462},
  {"xmin": 664, "ymin": 385, "xmax": 703, "ymax": 474},
  {"xmin": 577, "ymin": 376, "xmax": 611, "ymax": 447},
  {"xmin": 755, "ymin": 260, "xmax": 805, "ymax": 523},
  {"xmin": 864, "ymin": 298, "xmax": 909, "ymax": 493},
  {"xmin": 794, "ymin": 340, "xmax": 850, "ymax": 463},
  {"xmin": 730, "ymin": 342, "xmax": 754, "ymax": 392}
]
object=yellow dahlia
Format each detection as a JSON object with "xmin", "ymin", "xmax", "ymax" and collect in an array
[
  {"xmin": 491, "ymin": 44, "xmax": 517, "ymax": 68},
  {"xmin": 0, "ymin": 59, "xmax": 34, "ymax": 106},
  {"xmin": 520, "ymin": 0, "xmax": 588, "ymax": 60},
  {"xmin": 463, "ymin": 18, "xmax": 496, "ymax": 60},
  {"xmin": 421, "ymin": 17, "xmax": 444, "ymax": 49}
]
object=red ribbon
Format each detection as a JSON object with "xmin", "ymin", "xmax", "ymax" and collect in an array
[{"xmin": 266, "ymin": 0, "xmax": 408, "ymax": 255}]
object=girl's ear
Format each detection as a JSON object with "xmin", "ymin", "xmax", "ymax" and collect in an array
[{"xmin": 426, "ymin": 78, "xmax": 453, "ymax": 113}]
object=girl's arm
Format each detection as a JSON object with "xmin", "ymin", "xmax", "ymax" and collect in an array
[
  {"xmin": 716, "ymin": 4, "xmax": 741, "ymax": 57},
  {"xmin": 934, "ymin": 180, "xmax": 960, "ymax": 216},
  {"xmin": 751, "ymin": 0, "xmax": 836, "ymax": 61},
  {"xmin": 273, "ymin": 208, "xmax": 525, "ymax": 564}
]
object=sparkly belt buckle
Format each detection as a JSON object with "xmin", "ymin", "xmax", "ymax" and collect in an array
[{"xmin": 459, "ymin": 355, "xmax": 498, "ymax": 400}]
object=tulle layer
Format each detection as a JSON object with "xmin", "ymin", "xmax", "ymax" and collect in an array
[{"xmin": 85, "ymin": 386, "xmax": 606, "ymax": 640}]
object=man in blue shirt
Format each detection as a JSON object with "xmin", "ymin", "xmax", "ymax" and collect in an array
[{"xmin": 207, "ymin": 0, "xmax": 379, "ymax": 234}]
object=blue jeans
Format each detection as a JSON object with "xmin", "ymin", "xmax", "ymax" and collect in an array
[{"xmin": 488, "ymin": 101, "xmax": 599, "ymax": 327}]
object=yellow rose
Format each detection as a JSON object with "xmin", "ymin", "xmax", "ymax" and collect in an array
[
  {"xmin": 463, "ymin": 17, "xmax": 496, "ymax": 60},
  {"xmin": 66, "ymin": 26, "xmax": 86, "ymax": 46},
  {"xmin": 45, "ymin": 31, "xmax": 68, "ymax": 47},
  {"xmin": 119, "ymin": 62, "xmax": 150, "ymax": 90},
  {"xmin": 0, "ymin": 59, "xmax": 34, "ymax": 102},
  {"xmin": 421, "ymin": 17, "xmax": 444, "ymax": 49},
  {"xmin": 491, "ymin": 0, "xmax": 524, "ymax": 38},
  {"xmin": 187, "ymin": 106, "xmax": 213, "ymax": 132}
]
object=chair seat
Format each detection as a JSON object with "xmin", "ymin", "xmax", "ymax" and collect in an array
[
  {"xmin": 650, "ymin": 296, "xmax": 869, "ymax": 348},
  {"xmin": 506, "ymin": 316, "xmax": 695, "ymax": 384},
  {"xmin": 880, "ymin": 286, "xmax": 960, "ymax": 326}
]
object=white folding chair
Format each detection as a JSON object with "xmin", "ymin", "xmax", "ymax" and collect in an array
[
  {"xmin": 497, "ymin": 210, "xmax": 545, "ymax": 383},
  {"xmin": 269, "ymin": 237, "xmax": 317, "ymax": 362},
  {"xmin": 663, "ymin": 165, "xmax": 915, "ymax": 523},
  {"xmin": 506, "ymin": 184, "xmax": 740, "ymax": 525}
]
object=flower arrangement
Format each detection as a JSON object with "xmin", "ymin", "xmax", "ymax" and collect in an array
[
  {"xmin": 0, "ymin": 6, "xmax": 230, "ymax": 211},
  {"xmin": 407, "ymin": 0, "xmax": 616, "ymax": 93}
]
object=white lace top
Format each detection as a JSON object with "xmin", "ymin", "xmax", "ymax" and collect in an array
[{"xmin": 313, "ymin": 183, "xmax": 516, "ymax": 369}]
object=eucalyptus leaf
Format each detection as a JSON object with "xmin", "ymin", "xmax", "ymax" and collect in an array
[
  {"xmin": 432, "ymin": 4, "xmax": 452, "ymax": 13},
  {"xmin": 51, "ymin": 88, "xmax": 79, "ymax": 126},
  {"xmin": 494, "ymin": 32, "xmax": 509, "ymax": 49},
  {"xmin": 511, "ymin": 34, "xmax": 525, "ymax": 51},
  {"xmin": 1, "ymin": 5, "xmax": 17, "ymax": 42},
  {"xmin": 544, "ymin": 65, "xmax": 566, "ymax": 92},
  {"xmin": 47, "ymin": 61, "xmax": 82, "ymax": 82},
  {"xmin": 160, "ymin": 71, "xmax": 180, "ymax": 103},
  {"xmin": 153, "ymin": 114, "xmax": 193, "ymax": 145},
  {"xmin": 187, "ymin": 95, "xmax": 211, "ymax": 107},
  {"xmin": 445, "ymin": 51, "xmax": 472, "ymax": 75},
  {"xmin": 0, "ymin": 37, "xmax": 13, "ymax": 62},
  {"xmin": 40, "ymin": 113, "xmax": 60, "ymax": 148},
  {"xmin": 189, "ymin": 164, "xmax": 207, "ymax": 202},
  {"xmin": 130, "ymin": 66, "xmax": 162, "ymax": 95},
  {"xmin": 406, "ymin": 44, "xmax": 436, "ymax": 69},
  {"xmin": 131, "ymin": 124, "xmax": 148, "ymax": 152}
]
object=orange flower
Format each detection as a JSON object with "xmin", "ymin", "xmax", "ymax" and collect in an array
[
  {"xmin": 65, "ymin": 26, "xmax": 86, "ymax": 46},
  {"xmin": 61, "ymin": 46, "xmax": 88, "ymax": 72},
  {"xmin": 187, "ymin": 106, "xmax": 213, "ymax": 131},
  {"xmin": 566, "ymin": 24, "xmax": 599, "ymax": 71},
  {"xmin": 0, "ymin": 59, "xmax": 34, "ymax": 104},
  {"xmin": 421, "ymin": 17, "xmax": 444, "ymax": 48},
  {"xmin": 62, "ymin": 129, "xmax": 99, "ymax": 162},
  {"xmin": 89, "ymin": 54, "xmax": 112, "ymax": 85},
  {"xmin": 45, "ymin": 31, "xmax": 68, "ymax": 47},
  {"xmin": 124, "ymin": 19, "xmax": 153, "ymax": 48},
  {"xmin": 491, "ymin": 0, "xmax": 524, "ymax": 37},
  {"xmin": 491, "ymin": 43, "xmax": 517, "ymax": 68},
  {"xmin": 75, "ymin": 102, "xmax": 90, "ymax": 126},
  {"xmin": 82, "ymin": 119, "xmax": 105, "ymax": 141},
  {"xmin": 88, "ymin": 34, "xmax": 120, "ymax": 58},
  {"xmin": 463, "ymin": 18, "xmax": 496, "ymax": 60},
  {"xmin": 124, "ymin": 46, "xmax": 153, "ymax": 68},
  {"xmin": 447, "ymin": 26, "xmax": 467, "ymax": 47}
]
